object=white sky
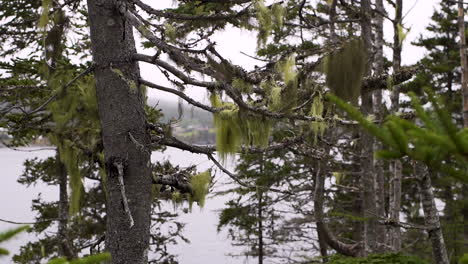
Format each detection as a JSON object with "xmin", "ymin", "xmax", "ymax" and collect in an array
[{"xmin": 140, "ymin": 0, "xmax": 441, "ymax": 103}]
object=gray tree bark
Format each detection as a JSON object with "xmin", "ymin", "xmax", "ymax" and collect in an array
[
  {"xmin": 389, "ymin": 0, "xmax": 403, "ymax": 251},
  {"xmin": 314, "ymin": 165, "xmax": 361, "ymax": 257},
  {"xmin": 258, "ymin": 192, "xmax": 264, "ymax": 264},
  {"xmin": 87, "ymin": 1, "xmax": 152, "ymax": 263},
  {"xmin": 373, "ymin": 0, "xmax": 387, "ymax": 252},
  {"xmin": 458, "ymin": 0, "xmax": 468, "ymax": 127},
  {"xmin": 360, "ymin": 0, "xmax": 378, "ymax": 255},
  {"xmin": 416, "ymin": 165, "xmax": 449, "ymax": 264}
]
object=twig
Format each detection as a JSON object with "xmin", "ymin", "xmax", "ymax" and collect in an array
[
  {"xmin": 140, "ymin": 79, "xmax": 221, "ymax": 113},
  {"xmin": 27, "ymin": 64, "xmax": 95, "ymax": 116},
  {"xmin": 0, "ymin": 217, "xmax": 59, "ymax": 225},
  {"xmin": 206, "ymin": 153, "xmax": 292, "ymax": 195},
  {"xmin": 239, "ymin": 51, "xmax": 271, "ymax": 62},
  {"xmin": 113, "ymin": 160, "xmax": 134, "ymax": 228},
  {"xmin": 128, "ymin": 131, "xmax": 150, "ymax": 154}
]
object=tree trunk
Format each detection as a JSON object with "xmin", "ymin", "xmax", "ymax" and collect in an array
[
  {"xmin": 416, "ymin": 165, "xmax": 449, "ymax": 264},
  {"xmin": 87, "ymin": 1, "xmax": 152, "ymax": 263},
  {"xmin": 389, "ymin": 0, "xmax": 403, "ymax": 251},
  {"xmin": 314, "ymin": 165, "xmax": 361, "ymax": 257},
  {"xmin": 458, "ymin": 0, "xmax": 468, "ymax": 127},
  {"xmin": 57, "ymin": 151, "xmax": 76, "ymax": 259},
  {"xmin": 388, "ymin": 161, "xmax": 402, "ymax": 251},
  {"xmin": 360, "ymin": 0, "xmax": 378, "ymax": 255},
  {"xmin": 373, "ymin": 0, "xmax": 386, "ymax": 252},
  {"xmin": 258, "ymin": 192, "xmax": 264, "ymax": 264}
]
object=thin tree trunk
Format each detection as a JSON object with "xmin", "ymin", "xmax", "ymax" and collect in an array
[
  {"xmin": 389, "ymin": 0, "xmax": 403, "ymax": 251},
  {"xmin": 416, "ymin": 165, "xmax": 449, "ymax": 264},
  {"xmin": 87, "ymin": 1, "xmax": 152, "ymax": 263},
  {"xmin": 360, "ymin": 0, "xmax": 378, "ymax": 255},
  {"xmin": 258, "ymin": 192, "xmax": 264, "ymax": 264},
  {"xmin": 373, "ymin": 0, "xmax": 386, "ymax": 252},
  {"xmin": 388, "ymin": 161, "xmax": 402, "ymax": 251},
  {"xmin": 393, "ymin": 0, "xmax": 403, "ymax": 71},
  {"xmin": 458, "ymin": 0, "xmax": 468, "ymax": 127},
  {"xmin": 314, "ymin": 165, "xmax": 361, "ymax": 257},
  {"xmin": 57, "ymin": 151, "xmax": 76, "ymax": 259},
  {"xmin": 328, "ymin": 0, "xmax": 338, "ymax": 43}
]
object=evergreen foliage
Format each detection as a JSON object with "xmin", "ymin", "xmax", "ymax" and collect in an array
[
  {"xmin": 0, "ymin": 227, "xmax": 109, "ymax": 263},
  {"xmin": 47, "ymin": 253, "xmax": 110, "ymax": 264},
  {"xmin": 328, "ymin": 90, "xmax": 468, "ymax": 182},
  {"xmin": 329, "ymin": 253, "xmax": 428, "ymax": 264},
  {"xmin": 0, "ymin": 226, "xmax": 29, "ymax": 257},
  {"xmin": 459, "ymin": 254, "xmax": 468, "ymax": 264}
]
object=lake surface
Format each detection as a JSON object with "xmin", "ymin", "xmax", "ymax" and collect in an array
[{"xmin": 0, "ymin": 147, "xmax": 249, "ymax": 264}]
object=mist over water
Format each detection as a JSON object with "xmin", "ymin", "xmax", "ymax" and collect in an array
[{"xmin": 0, "ymin": 147, "xmax": 247, "ymax": 264}]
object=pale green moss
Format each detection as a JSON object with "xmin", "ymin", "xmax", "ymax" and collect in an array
[
  {"xmin": 309, "ymin": 95, "xmax": 327, "ymax": 143},
  {"xmin": 268, "ymin": 55, "xmax": 298, "ymax": 112},
  {"xmin": 272, "ymin": 3, "xmax": 285, "ymax": 31},
  {"xmin": 397, "ymin": 24, "xmax": 410, "ymax": 45},
  {"xmin": 239, "ymin": 110, "xmax": 272, "ymax": 147},
  {"xmin": 269, "ymin": 85, "xmax": 282, "ymax": 111},
  {"xmin": 49, "ymin": 136, "xmax": 82, "ymax": 215},
  {"xmin": 210, "ymin": 92, "xmax": 273, "ymax": 160},
  {"xmin": 190, "ymin": 170, "xmax": 211, "ymax": 208},
  {"xmin": 232, "ymin": 78, "xmax": 253, "ymax": 94},
  {"xmin": 138, "ymin": 24, "xmax": 151, "ymax": 36},
  {"xmin": 128, "ymin": 80, "xmax": 138, "ymax": 94},
  {"xmin": 111, "ymin": 68, "xmax": 124, "ymax": 78},
  {"xmin": 38, "ymin": 0, "xmax": 52, "ymax": 28},
  {"xmin": 332, "ymin": 172, "xmax": 345, "ymax": 184},
  {"xmin": 164, "ymin": 23, "xmax": 177, "ymax": 43},
  {"xmin": 324, "ymin": 39, "xmax": 366, "ymax": 104},
  {"xmin": 277, "ymin": 55, "xmax": 298, "ymax": 89},
  {"xmin": 256, "ymin": 0, "xmax": 272, "ymax": 47}
]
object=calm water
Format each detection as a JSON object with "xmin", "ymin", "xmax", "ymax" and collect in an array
[{"xmin": 0, "ymin": 147, "xmax": 248, "ymax": 264}]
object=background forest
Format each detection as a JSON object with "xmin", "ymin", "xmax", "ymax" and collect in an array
[{"xmin": 0, "ymin": 0, "xmax": 468, "ymax": 264}]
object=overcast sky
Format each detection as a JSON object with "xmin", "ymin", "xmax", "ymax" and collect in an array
[{"xmin": 140, "ymin": 0, "xmax": 442, "ymax": 103}]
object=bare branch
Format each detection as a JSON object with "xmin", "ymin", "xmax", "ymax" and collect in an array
[
  {"xmin": 132, "ymin": 0, "xmax": 252, "ymax": 21},
  {"xmin": 134, "ymin": 53, "xmax": 218, "ymax": 89},
  {"xmin": 113, "ymin": 160, "xmax": 134, "ymax": 228},
  {"xmin": 140, "ymin": 78, "xmax": 221, "ymax": 113},
  {"xmin": 27, "ymin": 64, "xmax": 95, "ymax": 116}
]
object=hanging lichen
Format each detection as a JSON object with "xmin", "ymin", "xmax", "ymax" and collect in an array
[
  {"xmin": 164, "ymin": 23, "xmax": 177, "ymax": 43},
  {"xmin": 49, "ymin": 135, "xmax": 83, "ymax": 215},
  {"xmin": 171, "ymin": 191, "xmax": 186, "ymax": 210},
  {"xmin": 189, "ymin": 170, "xmax": 211, "ymax": 209},
  {"xmin": 268, "ymin": 84, "xmax": 282, "ymax": 111},
  {"xmin": 271, "ymin": 3, "xmax": 285, "ymax": 32},
  {"xmin": 267, "ymin": 55, "xmax": 298, "ymax": 112},
  {"xmin": 309, "ymin": 95, "xmax": 327, "ymax": 143},
  {"xmin": 232, "ymin": 78, "xmax": 253, "ymax": 94},
  {"xmin": 238, "ymin": 109, "xmax": 272, "ymax": 147},
  {"xmin": 397, "ymin": 24, "xmax": 410, "ymax": 45},
  {"xmin": 210, "ymin": 93, "xmax": 273, "ymax": 160},
  {"xmin": 332, "ymin": 172, "xmax": 345, "ymax": 185},
  {"xmin": 210, "ymin": 93, "xmax": 243, "ymax": 160},
  {"xmin": 38, "ymin": 0, "xmax": 52, "ymax": 29},
  {"xmin": 255, "ymin": 0, "xmax": 272, "ymax": 47},
  {"xmin": 47, "ymin": 72, "xmax": 101, "ymax": 215},
  {"xmin": 324, "ymin": 39, "xmax": 366, "ymax": 105}
]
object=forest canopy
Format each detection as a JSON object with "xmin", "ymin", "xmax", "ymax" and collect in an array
[{"xmin": 0, "ymin": 0, "xmax": 467, "ymax": 264}]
